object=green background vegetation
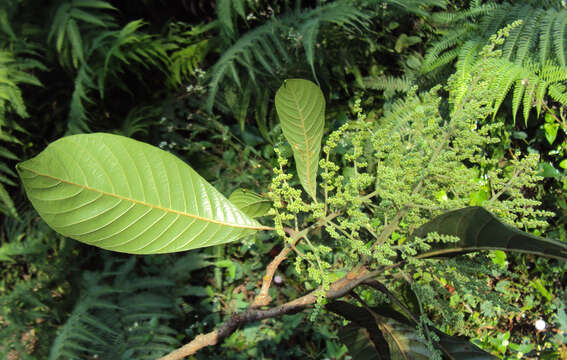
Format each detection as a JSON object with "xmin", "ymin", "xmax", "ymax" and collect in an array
[{"xmin": 1, "ymin": 0, "xmax": 566, "ymax": 359}]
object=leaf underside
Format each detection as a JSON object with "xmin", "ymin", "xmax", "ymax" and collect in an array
[
  {"xmin": 228, "ymin": 188, "xmax": 271, "ymax": 218},
  {"xmin": 275, "ymin": 79, "xmax": 325, "ymax": 200},
  {"xmin": 414, "ymin": 207, "xmax": 567, "ymax": 261},
  {"xmin": 17, "ymin": 133, "xmax": 265, "ymax": 254}
]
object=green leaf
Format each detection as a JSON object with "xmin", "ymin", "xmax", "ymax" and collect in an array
[
  {"xmin": 327, "ymin": 301, "xmax": 391, "ymax": 360},
  {"xmin": 538, "ymin": 162, "xmax": 561, "ymax": 178},
  {"xmin": 229, "ymin": 189, "xmax": 271, "ymax": 218},
  {"xmin": 413, "ymin": 207, "xmax": 567, "ymax": 261},
  {"xmin": 339, "ymin": 324, "xmax": 390, "ymax": 360},
  {"xmin": 328, "ymin": 301, "xmax": 495, "ymax": 360},
  {"xmin": 17, "ymin": 133, "xmax": 269, "ymax": 254},
  {"xmin": 543, "ymin": 122, "xmax": 559, "ymax": 144},
  {"xmin": 275, "ymin": 79, "xmax": 325, "ymax": 200},
  {"xmin": 395, "ymin": 34, "xmax": 421, "ymax": 53}
]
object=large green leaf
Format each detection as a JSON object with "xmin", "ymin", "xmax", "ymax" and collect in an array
[
  {"xmin": 339, "ymin": 324, "xmax": 390, "ymax": 360},
  {"xmin": 328, "ymin": 301, "xmax": 496, "ymax": 360},
  {"xmin": 327, "ymin": 301, "xmax": 391, "ymax": 360},
  {"xmin": 17, "ymin": 133, "xmax": 269, "ymax": 254},
  {"xmin": 228, "ymin": 189, "xmax": 271, "ymax": 218},
  {"xmin": 275, "ymin": 79, "xmax": 325, "ymax": 200},
  {"xmin": 413, "ymin": 207, "xmax": 567, "ymax": 261}
]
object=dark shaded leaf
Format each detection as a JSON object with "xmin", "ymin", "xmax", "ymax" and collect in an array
[
  {"xmin": 328, "ymin": 301, "xmax": 496, "ymax": 360},
  {"xmin": 413, "ymin": 207, "xmax": 567, "ymax": 261}
]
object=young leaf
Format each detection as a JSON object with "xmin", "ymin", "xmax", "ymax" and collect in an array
[
  {"xmin": 228, "ymin": 189, "xmax": 271, "ymax": 218},
  {"xmin": 413, "ymin": 207, "xmax": 567, "ymax": 261},
  {"xmin": 275, "ymin": 79, "xmax": 325, "ymax": 201},
  {"xmin": 17, "ymin": 133, "xmax": 270, "ymax": 254}
]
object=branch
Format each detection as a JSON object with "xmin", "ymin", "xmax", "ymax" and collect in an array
[
  {"xmin": 158, "ymin": 267, "xmax": 380, "ymax": 360},
  {"xmin": 252, "ymin": 212, "xmax": 342, "ymax": 308},
  {"xmin": 251, "ymin": 226, "xmax": 305, "ymax": 307}
]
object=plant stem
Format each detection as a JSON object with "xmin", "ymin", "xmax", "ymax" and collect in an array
[{"xmin": 158, "ymin": 267, "xmax": 381, "ymax": 360}]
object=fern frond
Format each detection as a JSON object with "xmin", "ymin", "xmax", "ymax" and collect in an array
[
  {"xmin": 552, "ymin": 9, "xmax": 567, "ymax": 67},
  {"xmin": 548, "ymin": 82, "xmax": 567, "ymax": 105},
  {"xmin": 364, "ymin": 75, "xmax": 414, "ymax": 98},
  {"xmin": 294, "ymin": 1, "xmax": 369, "ymax": 82},
  {"xmin": 165, "ymin": 252, "xmax": 213, "ymax": 279},
  {"xmin": 206, "ymin": 1, "xmax": 369, "ymax": 111},
  {"xmin": 216, "ymin": 0, "xmax": 252, "ymax": 39},
  {"xmin": 478, "ymin": 4, "xmax": 512, "ymax": 39},
  {"xmin": 0, "ymin": 231, "xmax": 47, "ymax": 263},
  {"xmin": 0, "ymin": 50, "xmax": 41, "ymax": 217},
  {"xmin": 513, "ymin": 8, "xmax": 546, "ymax": 64},
  {"xmin": 118, "ymin": 105, "xmax": 160, "ymax": 138},
  {"xmin": 0, "ymin": 280, "xmax": 46, "ymax": 328},
  {"xmin": 380, "ymin": 0, "xmax": 447, "ymax": 17},
  {"xmin": 523, "ymin": 75, "xmax": 538, "ymax": 122},
  {"xmin": 0, "ymin": 183, "xmax": 17, "ymax": 217},
  {"xmin": 0, "ymin": 50, "xmax": 33, "ymax": 120},
  {"xmin": 48, "ymin": 0, "xmax": 117, "ymax": 69},
  {"xmin": 48, "ymin": 257, "xmax": 195, "ymax": 359},
  {"xmin": 427, "ymin": 2, "xmax": 567, "ymax": 72},
  {"xmin": 165, "ymin": 22, "xmax": 213, "ymax": 86},
  {"xmin": 49, "ymin": 282, "xmax": 120, "ymax": 360},
  {"xmin": 217, "ymin": 0, "xmax": 235, "ymax": 38},
  {"xmin": 511, "ymin": 78, "xmax": 526, "ymax": 123},
  {"xmin": 206, "ymin": 20, "xmax": 283, "ymax": 111},
  {"xmin": 422, "ymin": 48, "xmax": 460, "ymax": 74},
  {"xmin": 431, "ymin": 2, "xmax": 501, "ymax": 24},
  {"xmin": 169, "ymin": 40, "xmax": 209, "ymax": 85},
  {"xmin": 539, "ymin": 9, "xmax": 558, "ymax": 64},
  {"xmin": 95, "ymin": 20, "xmax": 168, "ymax": 94},
  {"xmin": 489, "ymin": 59, "xmax": 526, "ymax": 118},
  {"xmin": 67, "ymin": 64, "xmax": 94, "ymax": 134},
  {"xmin": 534, "ymin": 77, "xmax": 550, "ymax": 116}
]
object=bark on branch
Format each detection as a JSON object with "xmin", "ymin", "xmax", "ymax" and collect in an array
[
  {"xmin": 251, "ymin": 227, "xmax": 304, "ymax": 307},
  {"xmin": 158, "ymin": 267, "xmax": 379, "ymax": 360}
]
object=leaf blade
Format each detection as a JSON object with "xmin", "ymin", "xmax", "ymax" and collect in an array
[
  {"xmin": 17, "ymin": 133, "xmax": 269, "ymax": 254},
  {"xmin": 413, "ymin": 207, "xmax": 567, "ymax": 261},
  {"xmin": 229, "ymin": 189, "xmax": 271, "ymax": 218},
  {"xmin": 275, "ymin": 79, "xmax": 325, "ymax": 200},
  {"xmin": 328, "ymin": 301, "xmax": 496, "ymax": 360}
]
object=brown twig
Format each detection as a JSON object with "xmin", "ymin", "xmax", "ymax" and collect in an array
[
  {"xmin": 251, "ymin": 226, "xmax": 305, "ymax": 307},
  {"xmin": 158, "ymin": 267, "xmax": 380, "ymax": 360},
  {"xmin": 251, "ymin": 212, "xmax": 342, "ymax": 308}
]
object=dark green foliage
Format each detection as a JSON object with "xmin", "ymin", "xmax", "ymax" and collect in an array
[
  {"xmin": 1, "ymin": 0, "xmax": 566, "ymax": 359},
  {"xmin": 48, "ymin": 255, "xmax": 209, "ymax": 359},
  {"xmin": 205, "ymin": 1, "xmax": 370, "ymax": 113},
  {"xmin": 413, "ymin": 207, "xmax": 567, "ymax": 261},
  {"xmin": 49, "ymin": 3, "xmax": 168, "ymax": 133},
  {"xmin": 0, "ymin": 16, "xmax": 44, "ymax": 217},
  {"xmin": 327, "ymin": 300, "xmax": 496, "ymax": 359}
]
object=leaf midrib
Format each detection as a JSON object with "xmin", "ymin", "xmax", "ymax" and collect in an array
[
  {"xmin": 22, "ymin": 166, "xmax": 273, "ymax": 231},
  {"xmin": 290, "ymin": 88, "xmax": 315, "ymax": 196}
]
